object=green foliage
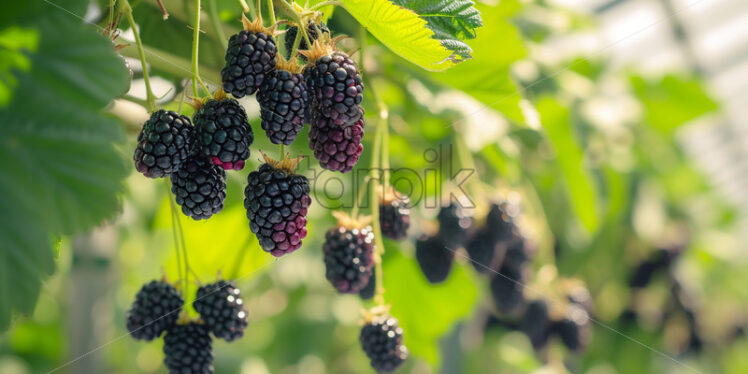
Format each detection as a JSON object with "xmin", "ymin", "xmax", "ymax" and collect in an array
[
  {"xmin": 0, "ymin": 2, "xmax": 130, "ymax": 330},
  {"xmin": 0, "ymin": 26, "xmax": 39, "ymax": 106}
]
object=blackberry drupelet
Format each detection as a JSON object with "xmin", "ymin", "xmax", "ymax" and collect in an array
[
  {"xmin": 322, "ymin": 214, "xmax": 375, "ymax": 293},
  {"xmin": 284, "ymin": 20, "xmax": 329, "ymax": 58},
  {"xmin": 193, "ymin": 93, "xmax": 253, "ymax": 170},
  {"xmin": 490, "ymin": 263, "xmax": 525, "ymax": 314},
  {"xmin": 193, "ymin": 280, "xmax": 249, "ymax": 341},
  {"xmin": 359, "ymin": 272, "xmax": 376, "ymax": 300},
  {"xmin": 257, "ymin": 58, "xmax": 308, "ymax": 145},
  {"xmin": 436, "ymin": 203, "xmax": 473, "ymax": 248},
  {"xmin": 308, "ymin": 113, "xmax": 364, "ymax": 173},
  {"xmin": 302, "ymin": 44, "xmax": 364, "ymax": 126},
  {"xmin": 221, "ymin": 15, "xmax": 277, "ymax": 97},
  {"xmin": 163, "ymin": 322, "xmax": 214, "ymax": 374},
  {"xmin": 415, "ymin": 235, "xmax": 454, "ymax": 284},
  {"xmin": 379, "ymin": 188, "xmax": 410, "ymax": 240},
  {"xmin": 134, "ymin": 110, "xmax": 193, "ymax": 178},
  {"xmin": 125, "ymin": 280, "xmax": 183, "ymax": 341},
  {"xmin": 244, "ymin": 155, "xmax": 311, "ymax": 257},
  {"xmin": 360, "ymin": 316, "xmax": 409, "ymax": 373},
  {"xmin": 170, "ymin": 154, "xmax": 227, "ymax": 220}
]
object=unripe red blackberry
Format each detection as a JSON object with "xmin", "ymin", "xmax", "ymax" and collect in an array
[
  {"xmin": 308, "ymin": 112, "xmax": 364, "ymax": 173},
  {"xmin": 284, "ymin": 20, "xmax": 330, "ymax": 58},
  {"xmin": 379, "ymin": 188, "xmax": 410, "ymax": 240},
  {"xmin": 360, "ymin": 315, "xmax": 409, "ymax": 373},
  {"xmin": 244, "ymin": 155, "xmax": 311, "ymax": 256},
  {"xmin": 163, "ymin": 322, "xmax": 214, "ymax": 374},
  {"xmin": 134, "ymin": 110, "xmax": 193, "ymax": 178},
  {"xmin": 193, "ymin": 280, "xmax": 249, "ymax": 342},
  {"xmin": 193, "ymin": 92, "xmax": 253, "ymax": 170},
  {"xmin": 171, "ymin": 154, "xmax": 227, "ymax": 220},
  {"xmin": 322, "ymin": 213, "xmax": 375, "ymax": 294},
  {"xmin": 436, "ymin": 203, "xmax": 474, "ymax": 248},
  {"xmin": 221, "ymin": 16, "xmax": 277, "ymax": 97},
  {"xmin": 415, "ymin": 235, "xmax": 454, "ymax": 284},
  {"xmin": 302, "ymin": 42, "xmax": 364, "ymax": 126},
  {"xmin": 257, "ymin": 58, "xmax": 309, "ymax": 145},
  {"xmin": 125, "ymin": 280, "xmax": 183, "ymax": 341},
  {"xmin": 490, "ymin": 263, "xmax": 525, "ymax": 314}
]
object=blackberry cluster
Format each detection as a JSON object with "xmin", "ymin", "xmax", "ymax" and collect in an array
[
  {"xmin": 257, "ymin": 66, "xmax": 309, "ymax": 145},
  {"xmin": 193, "ymin": 281, "xmax": 249, "ymax": 342},
  {"xmin": 221, "ymin": 18, "xmax": 277, "ymax": 97},
  {"xmin": 308, "ymin": 113, "xmax": 364, "ymax": 173},
  {"xmin": 170, "ymin": 154, "xmax": 227, "ymax": 220},
  {"xmin": 193, "ymin": 97, "xmax": 253, "ymax": 170},
  {"xmin": 415, "ymin": 235, "xmax": 453, "ymax": 284},
  {"xmin": 379, "ymin": 191, "xmax": 410, "ymax": 240},
  {"xmin": 323, "ymin": 222, "xmax": 375, "ymax": 293},
  {"xmin": 125, "ymin": 280, "xmax": 184, "ymax": 341},
  {"xmin": 305, "ymin": 51, "xmax": 364, "ymax": 126},
  {"xmin": 284, "ymin": 20, "xmax": 330, "ymax": 58},
  {"xmin": 133, "ymin": 110, "xmax": 193, "ymax": 178},
  {"xmin": 163, "ymin": 322, "xmax": 214, "ymax": 374},
  {"xmin": 244, "ymin": 159, "xmax": 311, "ymax": 257},
  {"xmin": 360, "ymin": 316, "xmax": 409, "ymax": 373}
]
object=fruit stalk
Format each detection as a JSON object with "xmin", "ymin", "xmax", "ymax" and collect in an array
[
  {"xmin": 121, "ymin": 0, "xmax": 157, "ymax": 112},
  {"xmin": 166, "ymin": 181, "xmax": 189, "ymax": 295},
  {"xmin": 266, "ymin": 0, "xmax": 276, "ymax": 24},
  {"xmin": 190, "ymin": 0, "xmax": 210, "ymax": 95},
  {"xmin": 207, "ymin": 0, "xmax": 227, "ymax": 49},
  {"xmin": 165, "ymin": 181, "xmax": 184, "ymax": 290}
]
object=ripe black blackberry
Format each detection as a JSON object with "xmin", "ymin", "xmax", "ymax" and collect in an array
[
  {"xmin": 308, "ymin": 112, "xmax": 364, "ymax": 173},
  {"xmin": 133, "ymin": 110, "xmax": 193, "ymax": 178},
  {"xmin": 193, "ymin": 92, "xmax": 253, "ymax": 170},
  {"xmin": 193, "ymin": 280, "xmax": 249, "ymax": 342},
  {"xmin": 436, "ymin": 203, "xmax": 473, "ymax": 248},
  {"xmin": 520, "ymin": 300, "xmax": 551, "ymax": 349},
  {"xmin": 379, "ymin": 188, "xmax": 410, "ymax": 240},
  {"xmin": 502, "ymin": 231, "xmax": 536, "ymax": 270},
  {"xmin": 284, "ymin": 20, "xmax": 330, "ymax": 58},
  {"xmin": 171, "ymin": 154, "xmax": 226, "ymax": 220},
  {"xmin": 359, "ymin": 272, "xmax": 376, "ymax": 300},
  {"xmin": 125, "ymin": 280, "xmax": 183, "ymax": 341},
  {"xmin": 302, "ymin": 43, "xmax": 364, "ymax": 126},
  {"xmin": 360, "ymin": 315, "xmax": 409, "ymax": 373},
  {"xmin": 244, "ymin": 155, "xmax": 311, "ymax": 257},
  {"xmin": 552, "ymin": 304, "xmax": 591, "ymax": 352},
  {"xmin": 322, "ymin": 213, "xmax": 375, "ymax": 293},
  {"xmin": 221, "ymin": 15, "xmax": 277, "ymax": 97},
  {"xmin": 466, "ymin": 203, "xmax": 517, "ymax": 274},
  {"xmin": 257, "ymin": 58, "xmax": 308, "ymax": 145},
  {"xmin": 415, "ymin": 235, "xmax": 454, "ymax": 284},
  {"xmin": 490, "ymin": 263, "xmax": 525, "ymax": 314},
  {"xmin": 163, "ymin": 322, "xmax": 214, "ymax": 374}
]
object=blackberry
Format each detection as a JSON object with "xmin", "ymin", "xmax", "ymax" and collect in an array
[
  {"xmin": 125, "ymin": 280, "xmax": 183, "ymax": 341},
  {"xmin": 379, "ymin": 188, "xmax": 410, "ymax": 240},
  {"xmin": 436, "ymin": 203, "xmax": 473, "ymax": 248},
  {"xmin": 415, "ymin": 235, "xmax": 454, "ymax": 284},
  {"xmin": 193, "ymin": 93, "xmax": 253, "ymax": 170},
  {"xmin": 490, "ymin": 264, "xmax": 525, "ymax": 314},
  {"xmin": 244, "ymin": 155, "xmax": 311, "ymax": 256},
  {"xmin": 308, "ymin": 113, "xmax": 364, "ymax": 173},
  {"xmin": 360, "ymin": 316, "xmax": 409, "ymax": 373},
  {"xmin": 221, "ymin": 15, "xmax": 277, "ymax": 98},
  {"xmin": 322, "ymin": 214, "xmax": 375, "ymax": 293},
  {"xmin": 465, "ymin": 203, "xmax": 517, "ymax": 274},
  {"xmin": 284, "ymin": 20, "xmax": 330, "ymax": 58},
  {"xmin": 502, "ymin": 231, "xmax": 535, "ymax": 270},
  {"xmin": 552, "ymin": 305, "xmax": 591, "ymax": 352},
  {"xmin": 193, "ymin": 280, "xmax": 249, "ymax": 341},
  {"xmin": 359, "ymin": 272, "xmax": 376, "ymax": 300},
  {"xmin": 302, "ymin": 44, "xmax": 364, "ymax": 126},
  {"xmin": 163, "ymin": 322, "xmax": 214, "ymax": 374},
  {"xmin": 133, "ymin": 110, "xmax": 193, "ymax": 178},
  {"xmin": 171, "ymin": 154, "xmax": 227, "ymax": 220},
  {"xmin": 257, "ymin": 58, "xmax": 309, "ymax": 145},
  {"xmin": 520, "ymin": 300, "xmax": 551, "ymax": 349}
]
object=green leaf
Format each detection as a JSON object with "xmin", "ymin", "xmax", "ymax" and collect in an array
[
  {"xmin": 391, "ymin": 0, "xmax": 482, "ymax": 60},
  {"xmin": 0, "ymin": 5, "xmax": 130, "ymax": 330},
  {"xmin": 0, "ymin": 26, "xmax": 39, "ymax": 106},
  {"xmin": 384, "ymin": 250, "xmax": 478, "ymax": 368},
  {"xmin": 341, "ymin": 0, "xmax": 456, "ymax": 71}
]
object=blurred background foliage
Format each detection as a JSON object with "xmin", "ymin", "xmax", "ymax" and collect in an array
[{"xmin": 1, "ymin": 0, "xmax": 746, "ymax": 373}]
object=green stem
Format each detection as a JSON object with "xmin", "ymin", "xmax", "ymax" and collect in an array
[
  {"xmin": 276, "ymin": 0, "xmax": 311, "ymax": 47},
  {"xmin": 256, "ymin": 0, "xmax": 261, "ymax": 19},
  {"xmin": 350, "ymin": 176, "xmax": 368, "ymax": 219},
  {"xmin": 279, "ymin": 144, "xmax": 286, "ymax": 160},
  {"xmin": 165, "ymin": 181, "xmax": 184, "ymax": 289},
  {"xmin": 310, "ymin": 0, "xmax": 340, "ymax": 10},
  {"xmin": 229, "ymin": 236, "xmax": 253, "ymax": 279},
  {"xmin": 289, "ymin": 20, "xmax": 303, "ymax": 57},
  {"xmin": 369, "ymin": 116, "xmax": 387, "ymax": 305},
  {"xmin": 166, "ymin": 182, "xmax": 188, "ymax": 294},
  {"xmin": 236, "ymin": 0, "xmax": 250, "ymax": 13},
  {"xmin": 207, "ymin": 0, "xmax": 227, "ymax": 49},
  {"xmin": 121, "ymin": 0, "xmax": 157, "ymax": 112},
  {"xmin": 267, "ymin": 0, "xmax": 276, "ymax": 24},
  {"xmin": 191, "ymin": 0, "xmax": 203, "ymax": 96}
]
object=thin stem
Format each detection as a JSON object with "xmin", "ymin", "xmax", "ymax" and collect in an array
[
  {"xmin": 191, "ymin": 0, "xmax": 203, "ymax": 97},
  {"xmin": 310, "ymin": 0, "xmax": 340, "ymax": 10},
  {"xmin": 381, "ymin": 112, "xmax": 390, "ymax": 189},
  {"xmin": 279, "ymin": 144, "xmax": 286, "ymax": 160},
  {"xmin": 289, "ymin": 20, "xmax": 303, "ymax": 57},
  {"xmin": 256, "ymin": 0, "xmax": 262, "ymax": 19},
  {"xmin": 155, "ymin": 0, "xmax": 169, "ymax": 19},
  {"xmin": 369, "ymin": 117, "xmax": 387, "ymax": 305},
  {"xmin": 166, "ymin": 182, "xmax": 188, "ymax": 293},
  {"xmin": 236, "ymin": 0, "xmax": 250, "ymax": 13},
  {"xmin": 207, "ymin": 0, "xmax": 227, "ymax": 49},
  {"xmin": 229, "ymin": 236, "xmax": 253, "ymax": 279},
  {"xmin": 350, "ymin": 176, "xmax": 368, "ymax": 219},
  {"xmin": 121, "ymin": 0, "xmax": 157, "ymax": 112},
  {"xmin": 276, "ymin": 0, "xmax": 311, "ymax": 47},
  {"xmin": 165, "ymin": 181, "xmax": 184, "ymax": 289},
  {"xmin": 267, "ymin": 0, "xmax": 276, "ymax": 24}
]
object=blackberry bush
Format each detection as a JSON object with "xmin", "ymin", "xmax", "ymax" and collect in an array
[
  {"xmin": 415, "ymin": 235, "xmax": 454, "ymax": 284},
  {"xmin": 193, "ymin": 280, "xmax": 249, "ymax": 342},
  {"xmin": 257, "ymin": 58, "xmax": 309, "ymax": 145},
  {"xmin": 244, "ymin": 155, "xmax": 311, "ymax": 256},
  {"xmin": 193, "ymin": 92, "xmax": 253, "ymax": 170},
  {"xmin": 125, "ymin": 280, "xmax": 183, "ymax": 341},
  {"xmin": 308, "ymin": 112, "xmax": 364, "ymax": 173},
  {"xmin": 133, "ymin": 110, "xmax": 193, "ymax": 178},
  {"xmin": 322, "ymin": 213, "xmax": 375, "ymax": 294},
  {"xmin": 302, "ymin": 43, "xmax": 364, "ymax": 126},
  {"xmin": 379, "ymin": 188, "xmax": 410, "ymax": 240},
  {"xmin": 221, "ymin": 15, "xmax": 277, "ymax": 97},
  {"xmin": 360, "ymin": 315, "xmax": 409, "ymax": 373},
  {"xmin": 170, "ymin": 154, "xmax": 227, "ymax": 220},
  {"xmin": 163, "ymin": 322, "xmax": 214, "ymax": 374}
]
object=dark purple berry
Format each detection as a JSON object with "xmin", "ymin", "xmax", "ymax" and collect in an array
[
  {"xmin": 170, "ymin": 154, "xmax": 226, "ymax": 220},
  {"xmin": 221, "ymin": 20, "xmax": 277, "ymax": 97},
  {"xmin": 193, "ymin": 97, "xmax": 253, "ymax": 171},
  {"xmin": 134, "ymin": 110, "xmax": 193, "ymax": 178},
  {"xmin": 360, "ymin": 316, "xmax": 409, "ymax": 373},
  {"xmin": 193, "ymin": 280, "xmax": 249, "ymax": 341},
  {"xmin": 305, "ymin": 51, "xmax": 364, "ymax": 126},
  {"xmin": 323, "ymin": 224, "xmax": 375, "ymax": 293},
  {"xmin": 308, "ymin": 113, "xmax": 364, "ymax": 173},
  {"xmin": 415, "ymin": 235, "xmax": 454, "ymax": 284},
  {"xmin": 163, "ymin": 322, "xmax": 214, "ymax": 374},
  {"xmin": 379, "ymin": 191, "xmax": 410, "ymax": 240},
  {"xmin": 257, "ymin": 66, "xmax": 308, "ymax": 145},
  {"xmin": 125, "ymin": 280, "xmax": 183, "ymax": 341}
]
